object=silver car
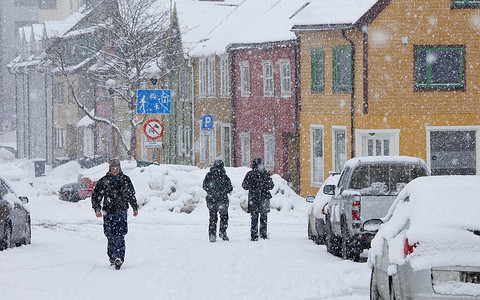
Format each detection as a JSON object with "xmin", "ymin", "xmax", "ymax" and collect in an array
[
  {"xmin": 306, "ymin": 174, "xmax": 340, "ymax": 245},
  {"xmin": 369, "ymin": 176, "xmax": 480, "ymax": 299}
]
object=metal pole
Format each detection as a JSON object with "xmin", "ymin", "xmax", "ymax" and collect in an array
[{"xmin": 109, "ymin": 93, "xmax": 113, "ymax": 159}]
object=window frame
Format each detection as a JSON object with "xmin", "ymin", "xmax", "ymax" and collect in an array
[
  {"xmin": 220, "ymin": 56, "xmax": 229, "ymax": 98},
  {"xmin": 332, "ymin": 126, "xmax": 347, "ymax": 174},
  {"xmin": 240, "ymin": 62, "xmax": 251, "ymax": 97},
  {"xmin": 55, "ymin": 128, "xmax": 65, "ymax": 148},
  {"xmin": 240, "ymin": 132, "xmax": 251, "ymax": 167},
  {"xmin": 263, "ymin": 134, "xmax": 275, "ymax": 170},
  {"xmin": 279, "ymin": 59, "xmax": 292, "ymax": 97},
  {"xmin": 414, "ymin": 45, "xmax": 466, "ymax": 91},
  {"xmin": 311, "ymin": 48, "xmax": 325, "ymax": 94},
  {"xmin": 262, "ymin": 60, "xmax": 274, "ymax": 97},
  {"xmin": 207, "ymin": 56, "xmax": 216, "ymax": 98},
  {"xmin": 220, "ymin": 124, "xmax": 231, "ymax": 167},
  {"xmin": 199, "ymin": 58, "xmax": 207, "ymax": 98},
  {"xmin": 332, "ymin": 46, "xmax": 352, "ymax": 94},
  {"xmin": 452, "ymin": 0, "xmax": 480, "ymax": 8},
  {"xmin": 310, "ymin": 125, "xmax": 324, "ymax": 186},
  {"xmin": 178, "ymin": 125, "xmax": 191, "ymax": 157}
]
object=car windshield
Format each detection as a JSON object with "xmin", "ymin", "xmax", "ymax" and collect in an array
[{"xmin": 348, "ymin": 163, "xmax": 427, "ymax": 195}]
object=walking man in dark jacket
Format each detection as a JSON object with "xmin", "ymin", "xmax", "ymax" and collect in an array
[
  {"xmin": 92, "ymin": 159, "xmax": 138, "ymax": 269},
  {"xmin": 203, "ymin": 159, "xmax": 233, "ymax": 242},
  {"xmin": 242, "ymin": 157, "xmax": 274, "ymax": 241}
]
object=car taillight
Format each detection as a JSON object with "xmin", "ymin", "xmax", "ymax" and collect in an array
[
  {"xmin": 404, "ymin": 238, "xmax": 417, "ymax": 257},
  {"xmin": 321, "ymin": 203, "xmax": 328, "ymax": 215},
  {"xmin": 352, "ymin": 201, "xmax": 360, "ymax": 220}
]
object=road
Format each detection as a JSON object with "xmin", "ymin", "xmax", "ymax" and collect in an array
[{"xmin": 0, "ymin": 195, "xmax": 371, "ymax": 300}]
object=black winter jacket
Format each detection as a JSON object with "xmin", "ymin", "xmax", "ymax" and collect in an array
[
  {"xmin": 242, "ymin": 160, "xmax": 274, "ymax": 214},
  {"xmin": 203, "ymin": 165, "xmax": 233, "ymax": 210},
  {"xmin": 91, "ymin": 171, "xmax": 138, "ymax": 214}
]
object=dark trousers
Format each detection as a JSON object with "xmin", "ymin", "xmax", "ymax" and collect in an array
[
  {"xmin": 251, "ymin": 212, "xmax": 268, "ymax": 239},
  {"xmin": 209, "ymin": 206, "xmax": 229, "ymax": 236},
  {"xmin": 103, "ymin": 211, "xmax": 128, "ymax": 262}
]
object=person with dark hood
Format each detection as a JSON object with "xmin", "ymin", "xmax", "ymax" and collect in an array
[
  {"xmin": 242, "ymin": 157, "xmax": 274, "ymax": 241},
  {"xmin": 203, "ymin": 159, "xmax": 233, "ymax": 242},
  {"xmin": 91, "ymin": 159, "xmax": 138, "ymax": 269}
]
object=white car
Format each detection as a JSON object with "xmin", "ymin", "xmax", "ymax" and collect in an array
[
  {"xmin": 369, "ymin": 176, "xmax": 480, "ymax": 299},
  {"xmin": 306, "ymin": 174, "xmax": 340, "ymax": 245}
]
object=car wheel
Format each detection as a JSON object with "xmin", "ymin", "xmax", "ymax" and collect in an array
[
  {"xmin": 23, "ymin": 216, "xmax": 31, "ymax": 245},
  {"xmin": 326, "ymin": 217, "xmax": 340, "ymax": 256},
  {"xmin": 1, "ymin": 223, "xmax": 12, "ymax": 250},
  {"xmin": 341, "ymin": 221, "xmax": 360, "ymax": 261},
  {"xmin": 308, "ymin": 220, "xmax": 314, "ymax": 241},
  {"xmin": 370, "ymin": 268, "xmax": 382, "ymax": 300}
]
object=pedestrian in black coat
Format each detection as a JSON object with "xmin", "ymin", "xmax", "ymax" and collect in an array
[
  {"xmin": 91, "ymin": 159, "xmax": 138, "ymax": 269},
  {"xmin": 203, "ymin": 159, "xmax": 233, "ymax": 242},
  {"xmin": 242, "ymin": 157, "xmax": 274, "ymax": 241}
]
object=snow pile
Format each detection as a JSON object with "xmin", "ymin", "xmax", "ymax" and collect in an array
[{"xmin": 1, "ymin": 158, "xmax": 306, "ymax": 215}]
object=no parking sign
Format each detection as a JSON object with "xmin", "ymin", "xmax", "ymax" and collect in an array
[{"xmin": 143, "ymin": 119, "xmax": 164, "ymax": 140}]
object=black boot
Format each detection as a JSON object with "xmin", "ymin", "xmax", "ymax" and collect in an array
[{"xmin": 219, "ymin": 232, "xmax": 229, "ymax": 241}]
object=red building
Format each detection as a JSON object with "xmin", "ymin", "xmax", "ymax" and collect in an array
[{"xmin": 230, "ymin": 40, "xmax": 300, "ymax": 190}]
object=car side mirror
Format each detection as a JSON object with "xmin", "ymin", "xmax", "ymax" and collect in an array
[
  {"xmin": 362, "ymin": 219, "xmax": 383, "ymax": 232},
  {"xmin": 19, "ymin": 196, "xmax": 29, "ymax": 204},
  {"xmin": 305, "ymin": 196, "xmax": 315, "ymax": 203},
  {"xmin": 323, "ymin": 185, "xmax": 335, "ymax": 195}
]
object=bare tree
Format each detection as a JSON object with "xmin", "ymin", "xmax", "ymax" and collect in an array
[{"xmin": 46, "ymin": 0, "xmax": 181, "ymax": 159}]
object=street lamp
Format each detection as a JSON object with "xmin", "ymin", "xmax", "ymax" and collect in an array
[
  {"xmin": 147, "ymin": 65, "xmax": 160, "ymax": 87},
  {"xmin": 105, "ymin": 79, "xmax": 116, "ymax": 158},
  {"xmin": 146, "ymin": 65, "xmax": 160, "ymax": 162}
]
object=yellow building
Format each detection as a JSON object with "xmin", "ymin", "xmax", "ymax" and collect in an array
[{"xmin": 293, "ymin": 0, "xmax": 480, "ymax": 197}]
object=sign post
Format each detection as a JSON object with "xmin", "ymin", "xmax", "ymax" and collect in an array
[{"xmin": 143, "ymin": 119, "xmax": 164, "ymax": 163}]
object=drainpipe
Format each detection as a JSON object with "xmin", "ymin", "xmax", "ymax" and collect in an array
[
  {"xmin": 342, "ymin": 29, "xmax": 355, "ymax": 158},
  {"xmin": 294, "ymin": 38, "xmax": 301, "ymax": 194},
  {"xmin": 230, "ymin": 50, "xmax": 237, "ymax": 167}
]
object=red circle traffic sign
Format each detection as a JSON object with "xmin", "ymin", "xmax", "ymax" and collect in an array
[{"xmin": 143, "ymin": 119, "xmax": 164, "ymax": 140}]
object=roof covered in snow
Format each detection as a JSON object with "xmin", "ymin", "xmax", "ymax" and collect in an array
[
  {"xmin": 191, "ymin": 0, "xmax": 312, "ymax": 56},
  {"xmin": 290, "ymin": 0, "xmax": 378, "ymax": 30}
]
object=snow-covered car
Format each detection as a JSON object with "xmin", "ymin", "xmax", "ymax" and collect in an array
[
  {"xmin": 369, "ymin": 176, "xmax": 480, "ymax": 299},
  {"xmin": 0, "ymin": 176, "xmax": 31, "ymax": 250},
  {"xmin": 306, "ymin": 173, "xmax": 340, "ymax": 244},
  {"xmin": 59, "ymin": 177, "xmax": 97, "ymax": 202}
]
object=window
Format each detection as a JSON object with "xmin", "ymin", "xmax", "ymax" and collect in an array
[
  {"xmin": 220, "ymin": 56, "xmax": 229, "ymax": 98},
  {"xmin": 178, "ymin": 125, "xmax": 191, "ymax": 156},
  {"xmin": 415, "ymin": 45, "xmax": 465, "ymax": 91},
  {"xmin": 453, "ymin": 0, "xmax": 480, "ymax": 7},
  {"xmin": 356, "ymin": 130, "xmax": 400, "ymax": 157},
  {"xmin": 240, "ymin": 62, "xmax": 251, "ymax": 97},
  {"xmin": 207, "ymin": 56, "xmax": 216, "ymax": 97},
  {"xmin": 262, "ymin": 61, "xmax": 274, "ymax": 97},
  {"xmin": 179, "ymin": 66, "xmax": 192, "ymax": 101},
  {"xmin": 39, "ymin": 0, "xmax": 57, "ymax": 9},
  {"xmin": 221, "ymin": 125, "xmax": 231, "ymax": 167},
  {"xmin": 240, "ymin": 132, "xmax": 251, "ymax": 167},
  {"xmin": 311, "ymin": 49, "xmax": 325, "ymax": 93},
  {"xmin": 54, "ymin": 83, "xmax": 65, "ymax": 103},
  {"xmin": 199, "ymin": 58, "xmax": 206, "ymax": 98},
  {"xmin": 280, "ymin": 60, "xmax": 291, "ymax": 97},
  {"xmin": 333, "ymin": 128, "xmax": 346, "ymax": 173},
  {"xmin": 264, "ymin": 135, "xmax": 275, "ymax": 169},
  {"xmin": 333, "ymin": 46, "xmax": 352, "ymax": 94},
  {"xmin": 200, "ymin": 130, "xmax": 214, "ymax": 163},
  {"xmin": 14, "ymin": 0, "xmax": 37, "ymax": 6},
  {"xmin": 55, "ymin": 128, "xmax": 65, "ymax": 148},
  {"xmin": 311, "ymin": 126, "xmax": 324, "ymax": 185}
]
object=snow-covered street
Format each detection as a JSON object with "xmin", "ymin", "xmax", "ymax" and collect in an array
[{"xmin": 0, "ymin": 153, "xmax": 370, "ymax": 300}]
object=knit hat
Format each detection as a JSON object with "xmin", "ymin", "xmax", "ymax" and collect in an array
[{"xmin": 109, "ymin": 158, "xmax": 121, "ymax": 171}]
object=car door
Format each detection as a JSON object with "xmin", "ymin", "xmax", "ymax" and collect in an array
[{"xmin": 1, "ymin": 180, "xmax": 26, "ymax": 242}]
